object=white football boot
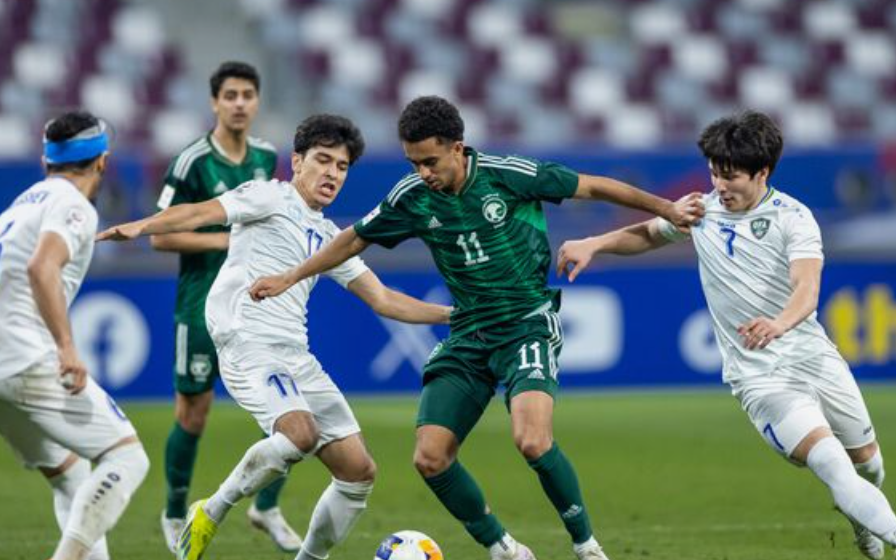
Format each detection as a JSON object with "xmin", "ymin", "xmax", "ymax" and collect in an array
[
  {"xmin": 852, "ymin": 523, "xmax": 885, "ymax": 560},
  {"xmin": 247, "ymin": 504, "xmax": 303, "ymax": 552},
  {"xmin": 574, "ymin": 537, "xmax": 610, "ymax": 560},
  {"xmin": 160, "ymin": 510, "xmax": 186, "ymax": 555},
  {"xmin": 489, "ymin": 533, "xmax": 537, "ymax": 560}
]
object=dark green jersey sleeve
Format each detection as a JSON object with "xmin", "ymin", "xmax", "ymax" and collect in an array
[
  {"xmin": 157, "ymin": 157, "xmax": 201, "ymax": 210},
  {"xmin": 353, "ymin": 200, "xmax": 416, "ymax": 248},
  {"xmin": 500, "ymin": 158, "xmax": 579, "ymax": 204}
]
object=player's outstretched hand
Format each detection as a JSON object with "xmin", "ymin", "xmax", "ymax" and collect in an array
[
  {"xmin": 669, "ymin": 192, "xmax": 705, "ymax": 232},
  {"xmin": 737, "ymin": 317, "xmax": 786, "ymax": 350},
  {"xmin": 556, "ymin": 238, "xmax": 596, "ymax": 282},
  {"xmin": 57, "ymin": 344, "xmax": 87, "ymax": 394},
  {"xmin": 249, "ymin": 272, "xmax": 293, "ymax": 302},
  {"xmin": 97, "ymin": 222, "xmax": 142, "ymax": 242}
]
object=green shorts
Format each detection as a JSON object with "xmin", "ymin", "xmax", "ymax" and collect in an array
[
  {"xmin": 417, "ymin": 306, "xmax": 563, "ymax": 442},
  {"xmin": 173, "ymin": 322, "xmax": 219, "ymax": 394}
]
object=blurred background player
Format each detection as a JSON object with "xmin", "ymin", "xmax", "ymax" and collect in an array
[
  {"xmin": 250, "ymin": 96, "xmax": 704, "ymax": 560},
  {"xmin": 98, "ymin": 114, "xmax": 451, "ymax": 560},
  {"xmin": 151, "ymin": 60, "xmax": 298, "ymax": 553},
  {"xmin": 557, "ymin": 111, "xmax": 896, "ymax": 560},
  {"xmin": 0, "ymin": 111, "xmax": 150, "ymax": 560}
]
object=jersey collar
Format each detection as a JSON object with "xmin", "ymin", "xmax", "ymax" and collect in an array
[
  {"xmin": 208, "ymin": 132, "xmax": 247, "ymax": 166},
  {"xmin": 756, "ymin": 185, "xmax": 776, "ymax": 207},
  {"xmin": 457, "ymin": 147, "xmax": 478, "ymax": 196}
]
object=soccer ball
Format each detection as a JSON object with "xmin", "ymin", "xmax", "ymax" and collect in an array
[{"xmin": 374, "ymin": 530, "xmax": 444, "ymax": 560}]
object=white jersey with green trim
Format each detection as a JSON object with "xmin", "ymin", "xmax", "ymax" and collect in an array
[{"xmin": 657, "ymin": 188, "xmax": 837, "ymax": 382}]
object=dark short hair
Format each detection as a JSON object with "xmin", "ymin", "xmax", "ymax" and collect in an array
[
  {"xmin": 398, "ymin": 96, "xmax": 464, "ymax": 144},
  {"xmin": 209, "ymin": 61, "xmax": 260, "ymax": 98},
  {"xmin": 44, "ymin": 111, "xmax": 104, "ymax": 173},
  {"xmin": 697, "ymin": 111, "xmax": 784, "ymax": 177},
  {"xmin": 293, "ymin": 114, "xmax": 365, "ymax": 165}
]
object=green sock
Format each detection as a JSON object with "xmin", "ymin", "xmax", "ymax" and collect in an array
[
  {"xmin": 255, "ymin": 474, "xmax": 287, "ymax": 511},
  {"xmin": 528, "ymin": 443, "xmax": 593, "ymax": 544},
  {"xmin": 424, "ymin": 461, "xmax": 505, "ymax": 547},
  {"xmin": 165, "ymin": 422, "xmax": 200, "ymax": 519}
]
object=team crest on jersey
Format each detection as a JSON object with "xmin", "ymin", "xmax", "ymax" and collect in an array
[
  {"xmin": 481, "ymin": 194, "xmax": 507, "ymax": 226},
  {"xmin": 750, "ymin": 218, "xmax": 770, "ymax": 239}
]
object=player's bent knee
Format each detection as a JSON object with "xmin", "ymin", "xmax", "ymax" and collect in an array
[
  {"xmin": 515, "ymin": 434, "xmax": 553, "ymax": 461},
  {"xmin": 274, "ymin": 412, "xmax": 320, "ymax": 454},
  {"xmin": 848, "ymin": 441, "xmax": 880, "ymax": 464},
  {"xmin": 413, "ymin": 448, "xmax": 452, "ymax": 478}
]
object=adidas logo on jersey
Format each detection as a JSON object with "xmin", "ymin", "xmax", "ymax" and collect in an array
[
  {"xmin": 427, "ymin": 216, "xmax": 443, "ymax": 229},
  {"xmin": 527, "ymin": 369, "xmax": 546, "ymax": 380}
]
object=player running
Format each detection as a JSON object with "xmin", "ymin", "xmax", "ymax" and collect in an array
[
  {"xmin": 250, "ymin": 96, "xmax": 704, "ymax": 560},
  {"xmin": 557, "ymin": 110, "xmax": 896, "ymax": 560},
  {"xmin": 99, "ymin": 114, "xmax": 451, "ymax": 560},
  {"xmin": 151, "ymin": 61, "xmax": 298, "ymax": 553},
  {"xmin": 0, "ymin": 111, "xmax": 150, "ymax": 560}
]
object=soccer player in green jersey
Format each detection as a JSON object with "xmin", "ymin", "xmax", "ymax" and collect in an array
[
  {"xmin": 250, "ymin": 96, "xmax": 705, "ymax": 560},
  {"xmin": 152, "ymin": 61, "xmax": 300, "ymax": 553}
]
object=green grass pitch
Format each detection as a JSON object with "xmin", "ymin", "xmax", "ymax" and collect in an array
[{"xmin": 2, "ymin": 387, "xmax": 894, "ymax": 560}]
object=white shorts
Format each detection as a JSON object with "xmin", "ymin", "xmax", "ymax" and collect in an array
[
  {"xmin": 218, "ymin": 337, "xmax": 360, "ymax": 452},
  {"xmin": 730, "ymin": 350, "xmax": 875, "ymax": 458},
  {"xmin": 0, "ymin": 366, "xmax": 137, "ymax": 469}
]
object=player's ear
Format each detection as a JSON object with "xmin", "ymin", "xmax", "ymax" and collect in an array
[{"xmin": 291, "ymin": 152, "xmax": 304, "ymax": 174}]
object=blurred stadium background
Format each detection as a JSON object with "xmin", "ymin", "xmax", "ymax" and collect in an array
[{"xmin": 2, "ymin": 0, "xmax": 896, "ymax": 558}]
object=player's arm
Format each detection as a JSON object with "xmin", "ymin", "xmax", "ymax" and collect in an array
[
  {"xmin": 249, "ymin": 227, "xmax": 371, "ymax": 301},
  {"xmin": 557, "ymin": 219, "xmax": 676, "ymax": 282},
  {"xmin": 738, "ymin": 258, "xmax": 822, "ymax": 350},
  {"xmin": 573, "ymin": 174, "xmax": 704, "ymax": 229},
  {"xmin": 346, "ymin": 271, "xmax": 451, "ymax": 325},
  {"xmin": 26, "ymin": 232, "xmax": 86, "ymax": 394},
  {"xmin": 149, "ymin": 231, "xmax": 229, "ymax": 253},
  {"xmin": 97, "ymin": 199, "xmax": 227, "ymax": 242}
]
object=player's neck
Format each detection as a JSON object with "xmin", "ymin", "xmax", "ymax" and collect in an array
[
  {"xmin": 447, "ymin": 154, "xmax": 469, "ymax": 194},
  {"xmin": 48, "ymin": 172, "xmax": 97, "ymax": 200},
  {"xmin": 293, "ymin": 179, "xmax": 323, "ymax": 212},
  {"xmin": 211, "ymin": 126, "xmax": 248, "ymax": 164},
  {"xmin": 744, "ymin": 184, "xmax": 770, "ymax": 212}
]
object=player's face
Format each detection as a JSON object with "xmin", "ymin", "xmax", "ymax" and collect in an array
[
  {"xmin": 211, "ymin": 77, "xmax": 259, "ymax": 134},
  {"xmin": 402, "ymin": 137, "xmax": 466, "ymax": 193},
  {"xmin": 710, "ymin": 163, "xmax": 769, "ymax": 212},
  {"xmin": 292, "ymin": 144, "xmax": 351, "ymax": 210}
]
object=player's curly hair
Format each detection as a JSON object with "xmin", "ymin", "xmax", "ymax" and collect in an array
[
  {"xmin": 44, "ymin": 111, "xmax": 104, "ymax": 173},
  {"xmin": 293, "ymin": 114, "xmax": 365, "ymax": 165},
  {"xmin": 210, "ymin": 61, "xmax": 260, "ymax": 98},
  {"xmin": 398, "ymin": 96, "xmax": 464, "ymax": 144},
  {"xmin": 697, "ymin": 111, "xmax": 783, "ymax": 177}
]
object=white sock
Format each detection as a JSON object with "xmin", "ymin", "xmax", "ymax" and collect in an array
[
  {"xmin": 48, "ymin": 459, "xmax": 110, "ymax": 560},
  {"xmin": 295, "ymin": 478, "xmax": 374, "ymax": 560},
  {"xmin": 855, "ymin": 448, "xmax": 886, "ymax": 488},
  {"xmin": 53, "ymin": 444, "xmax": 150, "ymax": 560},
  {"xmin": 807, "ymin": 437, "xmax": 896, "ymax": 546},
  {"xmin": 205, "ymin": 432, "xmax": 304, "ymax": 524}
]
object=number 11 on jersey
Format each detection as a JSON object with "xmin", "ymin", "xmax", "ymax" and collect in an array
[
  {"xmin": 0, "ymin": 220, "xmax": 14, "ymax": 263},
  {"xmin": 457, "ymin": 232, "xmax": 489, "ymax": 266}
]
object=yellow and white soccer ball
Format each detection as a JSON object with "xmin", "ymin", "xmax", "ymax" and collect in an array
[{"xmin": 374, "ymin": 530, "xmax": 443, "ymax": 560}]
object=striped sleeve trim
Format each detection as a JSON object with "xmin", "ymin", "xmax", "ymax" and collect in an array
[
  {"xmin": 248, "ymin": 136, "xmax": 277, "ymax": 153},
  {"xmin": 478, "ymin": 153, "xmax": 538, "ymax": 177},
  {"xmin": 386, "ymin": 174, "xmax": 424, "ymax": 206},
  {"xmin": 172, "ymin": 139, "xmax": 212, "ymax": 181}
]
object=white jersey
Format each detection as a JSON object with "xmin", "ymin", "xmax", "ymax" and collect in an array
[
  {"xmin": 657, "ymin": 188, "xmax": 837, "ymax": 382},
  {"xmin": 206, "ymin": 180, "xmax": 369, "ymax": 348},
  {"xmin": 0, "ymin": 178, "xmax": 98, "ymax": 380}
]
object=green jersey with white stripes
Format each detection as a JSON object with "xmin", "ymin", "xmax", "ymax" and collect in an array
[
  {"xmin": 355, "ymin": 147, "xmax": 579, "ymax": 336},
  {"xmin": 157, "ymin": 133, "xmax": 277, "ymax": 326}
]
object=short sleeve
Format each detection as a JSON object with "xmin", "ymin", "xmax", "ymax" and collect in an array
[
  {"xmin": 324, "ymin": 255, "xmax": 369, "ymax": 287},
  {"xmin": 40, "ymin": 194, "xmax": 97, "ymax": 261},
  {"xmin": 482, "ymin": 155, "xmax": 579, "ymax": 203},
  {"xmin": 218, "ymin": 181, "xmax": 281, "ymax": 225},
  {"xmin": 354, "ymin": 200, "xmax": 416, "ymax": 248},
  {"xmin": 158, "ymin": 158, "xmax": 198, "ymax": 210},
  {"xmin": 783, "ymin": 206, "xmax": 823, "ymax": 262},
  {"xmin": 653, "ymin": 217, "xmax": 691, "ymax": 243}
]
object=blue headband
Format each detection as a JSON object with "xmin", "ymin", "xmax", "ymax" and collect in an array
[{"xmin": 44, "ymin": 131, "xmax": 109, "ymax": 164}]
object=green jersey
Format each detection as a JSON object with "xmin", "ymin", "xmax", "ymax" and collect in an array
[
  {"xmin": 355, "ymin": 147, "xmax": 579, "ymax": 336},
  {"xmin": 157, "ymin": 133, "xmax": 277, "ymax": 326}
]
